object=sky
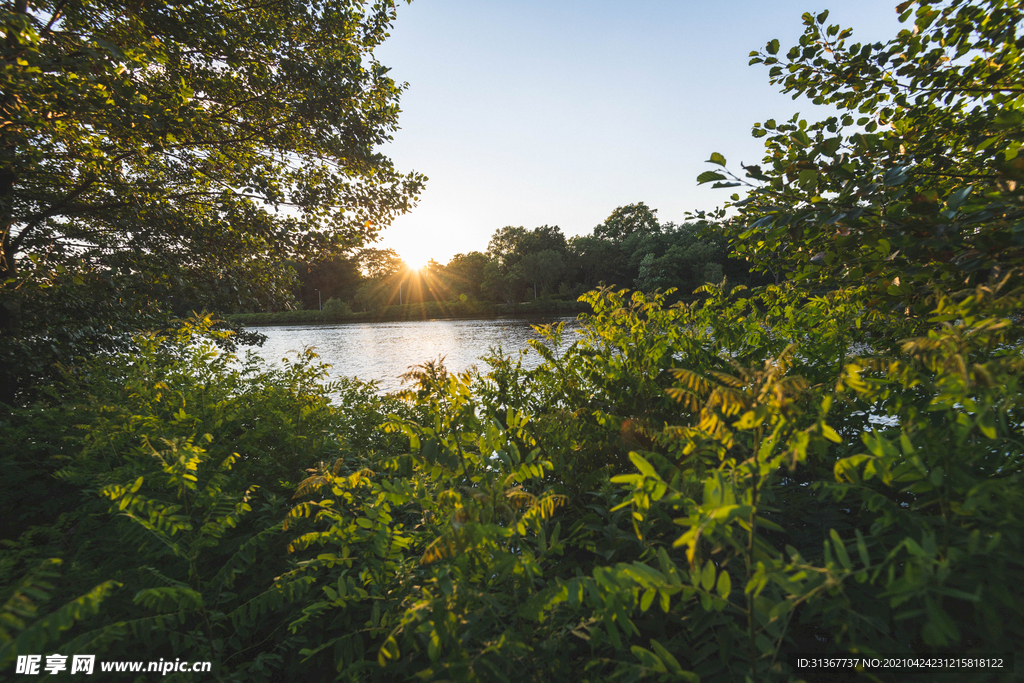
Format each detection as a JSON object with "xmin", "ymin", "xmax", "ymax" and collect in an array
[{"xmin": 371, "ymin": 0, "xmax": 907, "ymax": 269}]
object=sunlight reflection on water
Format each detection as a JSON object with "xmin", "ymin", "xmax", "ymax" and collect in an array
[{"xmin": 247, "ymin": 317, "xmax": 580, "ymax": 394}]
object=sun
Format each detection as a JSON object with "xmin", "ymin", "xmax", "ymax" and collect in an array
[{"xmin": 401, "ymin": 253, "xmax": 429, "ymax": 271}]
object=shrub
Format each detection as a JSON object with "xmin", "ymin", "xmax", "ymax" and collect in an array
[{"xmin": 323, "ymin": 297, "xmax": 353, "ymax": 318}]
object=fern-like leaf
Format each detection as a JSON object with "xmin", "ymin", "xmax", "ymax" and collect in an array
[{"xmin": 0, "ymin": 578, "xmax": 121, "ymax": 669}]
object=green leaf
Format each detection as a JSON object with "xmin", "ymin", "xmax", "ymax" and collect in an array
[
  {"xmin": 701, "ymin": 561, "xmax": 716, "ymax": 591},
  {"xmin": 883, "ymin": 165, "xmax": 910, "ymax": 186},
  {"xmin": 946, "ymin": 185, "xmax": 973, "ymax": 210},
  {"xmin": 755, "ymin": 633, "xmax": 775, "ymax": 655},
  {"xmin": 798, "ymin": 169, "xmax": 817, "ymax": 189},
  {"xmin": 829, "ymin": 530, "xmax": 852, "ymax": 570},
  {"xmin": 822, "ymin": 424, "xmax": 841, "ymax": 443},
  {"xmin": 707, "ymin": 152, "xmax": 727, "ymax": 166},
  {"xmin": 716, "ymin": 570, "xmax": 731, "ymax": 599},
  {"xmin": 650, "ymin": 640, "xmax": 689, "ymax": 677},
  {"xmin": 854, "ymin": 529, "xmax": 871, "ymax": 568},
  {"xmin": 640, "ymin": 588, "xmax": 657, "ymax": 612},
  {"xmin": 697, "ymin": 171, "xmax": 727, "ymax": 184},
  {"xmin": 791, "ymin": 130, "xmax": 811, "ymax": 147},
  {"xmin": 710, "ymin": 504, "xmax": 752, "ymax": 522},
  {"xmin": 631, "ymin": 646, "xmax": 667, "ymax": 673},
  {"xmin": 628, "ymin": 452, "xmax": 657, "ymax": 478}
]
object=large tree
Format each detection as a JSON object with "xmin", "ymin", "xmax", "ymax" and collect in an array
[
  {"xmin": 515, "ymin": 248, "xmax": 565, "ymax": 299},
  {"xmin": 485, "ymin": 225, "xmax": 529, "ymax": 270},
  {"xmin": 439, "ymin": 251, "xmax": 488, "ymax": 300},
  {"xmin": 0, "ymin": 0, "xmax": 425, "ymax": 402},
  {"xmin": 593, "ymin": 202, "xmax": 660, "ymax": 243},
  {"xmin": 356, "ymin": 247, "xmax": 406, "ymax": 280}
]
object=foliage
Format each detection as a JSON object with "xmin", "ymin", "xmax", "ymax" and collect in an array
[
  {"xmin": 594, "ymin": 203, "xmax": 661, "ymax": 243},
  {"xmin": 296, "ymin": 259, "xmax": 363, "ymax": 313},
  {"xmin": 5, "ymin": 1, "xmax": 1024, "ymax": 682},
  {"xmin": 0, "ymin": 0, "xmax": 425, "ymax": 403},
  {"xmin": 696, "ymin": 0, "xmax": 1024, "ymax": 307},
  {"xmin": 357, "ymin": 249, "xmax": 408, "ymax": 281},
  {"xmin": 3, "ymin": 285, "xmax": 1022, "ymax": 681},
  {"xmin": 0, "ymin": 316, "xmax": 410, "ymax": 679},
  {"xmin": 224, "ymin": 298, "xmax": 588, "ymax": 327},
  {"xmin": 323, "ymin": 298, "xmax": 354, "ymax": 318},
  {"xmin": 439, "ymin": 252, "xmax": 490, "ymax": 301},
  {"xmin": 226, "ymin": 308, "xmax": 357, "ymax": 326},
  {"xmin": 278, "ymin": 213, "xmax": 737, "ymax": 315},
  {"xmin": 516, "ymin": 250, "xmax": 566, "ymax": 300},
  {"xmin": 631, "ymin": 222, "xmax": 733, "ymax": 294}
]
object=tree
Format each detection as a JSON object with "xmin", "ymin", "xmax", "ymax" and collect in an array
[
  {"xmin": 6, "ymin": 3, "xmax": 1024, "ymax": 679},
  {"xmin": 351, "ymin": 248, "xmax": 407, "ymax": 309},
  {"xmin": 566, "ymin": 234, "xmax": 622, "ymax": 289},
  {"xmin": 481, "ymin": 259, "xmax": 520, "ymax": 304},
  {"xmin": 629, "ymin": 222, "xmax": 734, "ymax": 294},
  {"xmin": 295, "ymin": 255, "xmax": 362, "ymax": 311},
  {"xmin": 486, "ymin": 225, "xmax": 567, "ymax": 276},
  {"xmin": 696, "ymin": 1, "xmax": 1024, "ymax": 306},
  {"xmin": 440, "ymin": 251, "xmax": 489, "ymax": 300},
  {"xmin": 515, "ymin": 249, "xmax": 565, "ymax": 299},
  {"xmin": 0, "ymin": 0, "xmax": 425, "ymax": 403},
  {"xmin": 486, "ymin": 225, "xmax": 529, "ymax": 270},
  {"xmin": 357, "ymin": 248, "xmax": 406, "ymax": 281},
  {"xmin": 519, "ymin": 224, "xmax": 568, "ymax": 256},
  {"xmin": 593, "ymin": 202, "xmax": 660, "ymax": 243}
]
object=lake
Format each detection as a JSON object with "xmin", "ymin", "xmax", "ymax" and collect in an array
[{"xmin": 247, "ymin": 317, "xmax": 580, "ymax": 394}]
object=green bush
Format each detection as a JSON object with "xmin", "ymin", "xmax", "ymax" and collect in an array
[
  {"xmin": 0, "ymin": 316, "xmax": 410, "ymax": 679},
  {"xmin": 323, "ymin": 297, "xmax": 353, "ymax": 317},
  {"xmin": 277, "ymin": 282, "xmax": 1021, "ymax": 681},
  {"xmin": 3, "ymin": 282, "xmax": 1022, "ymax": 681}
]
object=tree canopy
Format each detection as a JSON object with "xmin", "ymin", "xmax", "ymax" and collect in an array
[
  {"xmin": 0, "ymin": 0, "xmax": 425, "ymax": 401},
  {"xmin": 594, "ymin": 202, "xmax": 660, "ymax": 243},
  {"xmin": 697, "ymin": 1, "xmax": 1024, "ymax": 307}
]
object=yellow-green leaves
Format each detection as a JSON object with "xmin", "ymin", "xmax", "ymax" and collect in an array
[
  {"xmin": 611, "ymin": 452, "xmax": 668, "ymax": 526},
  {"xmin": 700, "ymin": 560, "xmax": 716, "ymax": 591},
  {"xmin": 716, "ymin": 569, "xmax": 732, "ymax": 599},
  {"xmin": 707, "ymin": 152, "xmax": 727, "ymax": 166},
  {"xmin": 631, "ymin": 641, "xmax": 697, "ymax": 680}
]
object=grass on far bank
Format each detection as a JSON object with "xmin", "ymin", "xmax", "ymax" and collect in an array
[{"xmin": 223, "ymin": 298, "xmax": 591, "ymax": 326}]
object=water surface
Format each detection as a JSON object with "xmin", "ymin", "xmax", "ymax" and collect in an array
[{"xmin": 249, "ymin": 317, "xmax": 579, "ymax": 394}]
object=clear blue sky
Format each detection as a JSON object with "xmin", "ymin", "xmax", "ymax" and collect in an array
[{"xmin": 372, "ymin": 0, "xmax": 906, "ymax": 268}]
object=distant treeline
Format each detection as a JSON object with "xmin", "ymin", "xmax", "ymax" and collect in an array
[{"xmin": 261, "ymin": 203, "xmax": 762, "ymax": 315}]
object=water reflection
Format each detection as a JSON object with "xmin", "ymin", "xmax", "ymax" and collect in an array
[{"xmin": 248, "ymin": 317, "xmax": 580, "ymax": 394}]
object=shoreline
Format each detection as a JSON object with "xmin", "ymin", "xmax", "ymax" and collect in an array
[{"xmin": 223, "ymin": 300, "xmax": 591, "ymax": 327}]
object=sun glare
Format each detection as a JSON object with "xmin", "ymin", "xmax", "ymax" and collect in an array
[{"xmin": 402, "ymin": 254, "xmax": 429, "ymax": 271}]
